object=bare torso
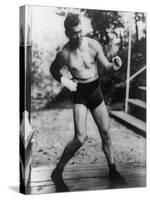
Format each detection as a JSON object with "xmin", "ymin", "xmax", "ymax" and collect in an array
[{"xmin": 62, "ymin": 37, "xmax": 99, "ymax": 83}]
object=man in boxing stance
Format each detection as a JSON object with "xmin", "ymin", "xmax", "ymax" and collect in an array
[{"xmin": 50, "ymin": 13, "xmax": 126, "ymax": 191}]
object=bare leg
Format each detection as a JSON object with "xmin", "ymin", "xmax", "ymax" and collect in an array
[
  {"xmin": 56, "ymin": 137, "xmax": 84, "ymax": 172},
  {"xmin": 91, "ymin": 101, "xmax": 114, "ymax": 166},
  {"xmin": 91, "ymin": 101, "xmax": 126, "ymax": 184},
  {"xmin": 56, "ymin": 104, "xmax": 88, "ymax": 171},
  {"xmin": 51, "ymin": 104, "xmax": 88, "ymax": 190}
]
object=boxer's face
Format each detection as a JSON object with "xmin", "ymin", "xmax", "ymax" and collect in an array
[{"xmin": 66, "ymin": 24, "xmax": 83, "ymax": 47}]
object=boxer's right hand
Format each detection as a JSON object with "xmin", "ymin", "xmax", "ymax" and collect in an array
[{"xmin": 61, "ymin": 77, "xmax": 77, "ymax": 92}]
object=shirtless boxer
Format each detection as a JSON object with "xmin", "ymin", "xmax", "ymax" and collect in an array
[{"xmin": 50, "ymin": 13, "xmax": 126, "ymax": 191}]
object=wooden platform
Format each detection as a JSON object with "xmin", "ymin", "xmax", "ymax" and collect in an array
[
  {"xmin": 109, "ymin": 111, "xmax": 146, "ymax": 137},
  {"xmin": 138, "ymin": 86, "xmax": 146, "ymax": 91},
  {"xmin": 28, "ymin": 164, "xmax": 146, "ymax": 194},
  {"xmin": 128, "ymin": 99, "xmax": 146, "ymax": 109}
]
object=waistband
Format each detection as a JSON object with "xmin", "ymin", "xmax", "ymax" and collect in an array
[{"xmin": 77, "ymin": 78, "xmax": 100, "ymax": 91}]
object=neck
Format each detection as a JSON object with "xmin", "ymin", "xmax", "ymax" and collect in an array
[
  {"xmin": 70, "ymin": 42, "xmax": 80, "ymax": 50},
  {"xmin": 69, "ymin": 40, "xmax": 82, "ymax": 50}
]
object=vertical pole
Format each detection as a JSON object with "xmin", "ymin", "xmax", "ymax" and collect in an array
[
  {"xmin": 125, "ymin": 12, "xmax": 132, "ymax": 113},
  {"xmin": 25, "ymin": 6, "xmax": 32, "ymax": 120},
  {"xmin": 19, "ymin": 6, "xmax": 26, "ymax": 193},
  {"xmin": 20, "ymin": 5, "xmax": 33, "ymax": 194}
]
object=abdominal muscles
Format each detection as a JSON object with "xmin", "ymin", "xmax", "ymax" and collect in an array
[{"xmin": 71, "ymin": 65, "xmax": 98, "ymax": 83}]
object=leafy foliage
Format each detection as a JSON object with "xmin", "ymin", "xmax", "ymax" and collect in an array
[{"xmin": 84, "ymin": 10, "xmax": 124, "ymax": 46}]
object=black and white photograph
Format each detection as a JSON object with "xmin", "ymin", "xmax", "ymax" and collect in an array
[{"xmin": 19, "ymin": 5, "xmax": 146, "ymax": 194}]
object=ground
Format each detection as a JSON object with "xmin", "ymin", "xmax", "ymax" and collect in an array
[{"xmin": 31, "ymin": 107, "xmax": 146, "ymax": 169}]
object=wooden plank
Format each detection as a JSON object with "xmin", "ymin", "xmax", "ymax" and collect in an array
[
  {"xmin": 138, "ymin": 86, "xmax": 146, "ymax": 91},
  {"xmin": 30, "ymin": 177, "xmax": 110, "ymax": 194},
  {"xmin": 30, "ymin": 178, "xmax": 146, "ymax": 195},
  {"xmin": 29, "ymin": 184, "xmax": 55, "ymax": 194},
  {"xmin": 30, "ymin": 171, "xmax": 146, "ymax": 187},
  {"xmin": 32, "ymin": 164, "xmax": 105, "ymax": 171},
  {"xmin": 32, "ymin": 164, "xmax": 107, "ymax": 172},
  {"xmin": 29, "ymin": 170, "xmax": 146, "ymax": 194},
  {"xmin": 128, "ymin": 99, "xmax": 146, "ymax": 122},
  {"xmin": 32, "ymin": 162, "xmax": 144, "ymax": 172},
  {"xmin": 109, "ymin": 111, "xmax": 146, "ymax": 135},
  {"xmin": 30, "ymin": 168, "xmax": 107, "ymax": 183},
  {"xmin": 30, "ymin": 165, "xmax": 145, "ymax": 183},
  {"xmin": 128, "ymin": 99, "xmax": 146, "ymax": 109}
]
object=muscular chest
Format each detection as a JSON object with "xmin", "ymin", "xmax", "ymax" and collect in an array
[{"xmin": 68, "ymin": 48, "xmax": 96, "ymax": 72}]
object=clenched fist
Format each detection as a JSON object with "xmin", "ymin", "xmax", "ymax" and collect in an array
[
  {"xmin": 112, "ymin": 56, "xmax": 122, "ymax": 71},
  {"xmin": 61, "ymin": 77, "xmax": 78, "ymax": 92}
]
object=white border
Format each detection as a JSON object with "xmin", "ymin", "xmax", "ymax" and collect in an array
[{"xmin": 0, "ymin": 0, "xmax": 149, "ymax": 200}]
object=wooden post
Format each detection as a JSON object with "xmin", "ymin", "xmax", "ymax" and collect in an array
[
  {"xmin": 19, "ymin": 6, "xmax": 34, "ymax": 194},
  {"xmin": 125, "ymin": 13, "xmax": 132, "ymax": 113}
]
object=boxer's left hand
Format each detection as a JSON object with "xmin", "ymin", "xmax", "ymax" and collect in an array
[{"xmin": 112, "ymin": 56, "xmax": 122, "ymax": 71}]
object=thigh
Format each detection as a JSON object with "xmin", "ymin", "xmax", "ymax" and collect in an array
[
  {"xmin": 91, "ymin": 101, "xmax": 109, "ymax": 132},
  {"xmin": 88, "ymin": 85, "xmax": 104, "ymax": 110},
  {"xmin": 73, "ymin": 104, "xmax": 88, "ymax": 137}
]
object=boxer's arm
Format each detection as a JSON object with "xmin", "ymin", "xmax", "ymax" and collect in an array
[
  {"xmin": 94, "ymin": 40, "xmax": 113, "ymax": 70},
  {"xmin": 50, "ymin": 52, "xmax": 64, "ymax": 82},
  {"xmin": 93, "ymin": 40, "xmax": 122, "ymax": 71},
  {"xmin": 50, "ymin": 51, "xmax": 77, "ymax": 91}
]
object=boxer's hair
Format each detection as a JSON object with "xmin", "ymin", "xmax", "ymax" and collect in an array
[{"xmin": 64, "ymin": 13, "xmax": 81, "ymax": 31}]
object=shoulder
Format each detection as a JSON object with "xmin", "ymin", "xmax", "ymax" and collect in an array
[
  {"xmin": 86, "ymin": 37, "xmax": 102, "ymax": 50},
  {"xmin": 55, "ymin": 46, "xmax": 68, "ymax": 63}
]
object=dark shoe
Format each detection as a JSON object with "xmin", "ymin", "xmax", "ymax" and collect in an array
[
  {"xmin": 109, "ymin": 168, "xmax": 127, "ymax": 185},
  {"xmin": 51, "ymin": 168, "xmax": 69, "ymax": 192}
]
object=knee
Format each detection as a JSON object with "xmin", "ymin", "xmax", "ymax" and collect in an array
[{"xmin": 75, "ymin": 131, "xmax": 87, "ymax": 145}]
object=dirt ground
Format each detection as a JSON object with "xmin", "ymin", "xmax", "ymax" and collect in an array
[{"xmin": 31, "ymin": 108, "xmax": 146, "ymax": 169}]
